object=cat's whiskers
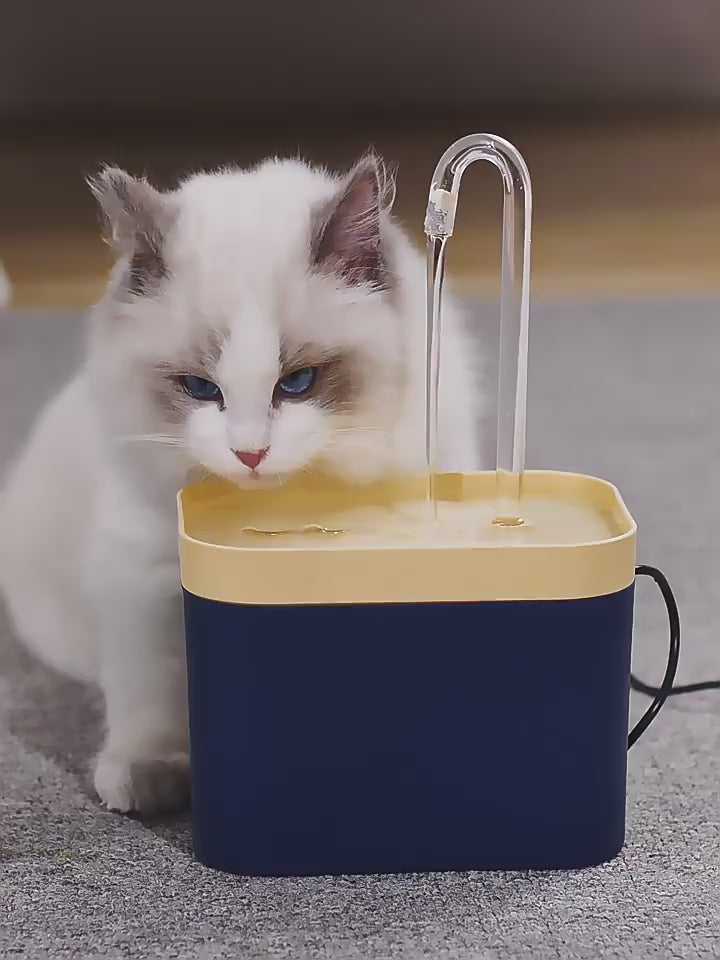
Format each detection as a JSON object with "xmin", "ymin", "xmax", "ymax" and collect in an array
[
  {"xmin": 333, "ymin": 426, "xmax": 386, "ymax": 435},
  {"xmin": 190, "ymin": 465, "xmax": 214, "ymax": 483},
  {"xmin": 117, "ymin": 433, "xmax": 183, "ymax": 447}
]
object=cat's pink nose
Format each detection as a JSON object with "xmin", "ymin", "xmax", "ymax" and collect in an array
[{"xmin": 233, "ymin": 447, "xmax": 269, "ymax": 470}]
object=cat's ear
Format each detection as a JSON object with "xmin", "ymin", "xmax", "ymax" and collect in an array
[
  {"xmin": 88, "ymin": 166, "xmax": 176, "ymax": 295},
  {"xmin": 313, "ymin": 154, "xmax": 395, "ymax": 290}
]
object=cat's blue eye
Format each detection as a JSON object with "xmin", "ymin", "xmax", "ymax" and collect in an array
[
  {"xmin": 277, "ymin": 366, "xmax": 317, "ymax": 397},
  {"xmin": 179, "ymin": 375, "xmax": 223, "ymax": 402}
]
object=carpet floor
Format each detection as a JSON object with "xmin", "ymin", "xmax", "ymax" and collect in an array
[{"xmin": 1, "ymin": 301, "xmax": 719, "ymax": 959}]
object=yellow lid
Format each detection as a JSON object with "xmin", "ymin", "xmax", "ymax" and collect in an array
[{"xmin": 178, "ymin": 471, "xmax": 636, "ymax": 605}]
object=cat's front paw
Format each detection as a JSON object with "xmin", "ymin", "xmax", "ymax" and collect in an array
[{"xmin": 94, "ymin": 749, "xmax": 190, "ymax": 816}]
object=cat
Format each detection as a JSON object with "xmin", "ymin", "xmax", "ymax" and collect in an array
[{"xmin": 0, "ymin": 154, "xmax": 482, "ymax": 815}]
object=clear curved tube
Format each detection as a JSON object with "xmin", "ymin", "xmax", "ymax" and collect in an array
[{"xmin": 424, "ymin": 133, "xmax": 532, "ymax": 526}]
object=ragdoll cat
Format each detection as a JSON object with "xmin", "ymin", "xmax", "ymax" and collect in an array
[{"xmin": 0, "ymin": 154, "xmax": 481, "ymax": 815}]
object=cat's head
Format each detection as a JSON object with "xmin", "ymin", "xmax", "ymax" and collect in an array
[{"xmin": 88, "ymin": 155, "xmax": 420, "ymax": 487}]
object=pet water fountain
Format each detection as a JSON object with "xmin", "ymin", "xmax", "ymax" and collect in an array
[{"xmin": 178, "ymin": 135, "xmax": 679, "ymax": 876}]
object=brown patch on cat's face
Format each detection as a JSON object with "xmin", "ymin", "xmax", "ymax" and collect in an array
[
  {"xmin": 146, "ymin": 332, "xmax": 360, "ymax": 426},
  {"xmin": 147, "ymin": 329, "xmax": 228, "ymax": 423},
  {"xmin": 276, "ymin": 345, "xmax": 362, "ymax": 413},
  {"xmin": 148, "ymin": 369, "xmax": 194, "ymax": 424}
]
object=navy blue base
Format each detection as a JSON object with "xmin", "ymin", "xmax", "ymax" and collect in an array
[{"xmin": 184, "ymin": 587, "xmax": 635, "ymax": 876}]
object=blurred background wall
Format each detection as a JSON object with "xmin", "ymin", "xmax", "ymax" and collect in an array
[
  {"xmin": 2, "ymin": 0, "xmax": 720, "ymax": 112},
  {"xmin": 1, "ymin": 0, "xmax": 719, "ymax": 307}
]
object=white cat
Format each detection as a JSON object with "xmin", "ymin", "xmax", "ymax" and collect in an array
[{"xmin": 0, "ymin": 155, "xmax": 482, "ymax": 815}]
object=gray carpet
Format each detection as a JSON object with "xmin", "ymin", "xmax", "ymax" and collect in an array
[{"xmin": 1, "ymin": 301, "xmax": 719, "ymax": 959}]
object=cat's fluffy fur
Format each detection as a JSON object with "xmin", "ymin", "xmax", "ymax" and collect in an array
[{"xmin": 0, "ymin": 155, "xmax": 481, "ymax": 815}]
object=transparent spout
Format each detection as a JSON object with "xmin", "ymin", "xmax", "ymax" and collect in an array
[{"xmin": 424, "ymin": 134, "xmax": 533, "ymax": 527}]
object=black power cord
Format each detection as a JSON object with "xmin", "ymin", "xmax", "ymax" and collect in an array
[
  {"xmin": 628, "ymin": 564, "xmax": 719, "ymax": 749},
  {"xmin": 631, "ymin": 676, "xmax": 720, "ymax": 696}
]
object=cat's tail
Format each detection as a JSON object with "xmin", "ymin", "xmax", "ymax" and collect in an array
[{"xmin": 0, "ymin": 262, "xmax": 11, "ymax": 307}]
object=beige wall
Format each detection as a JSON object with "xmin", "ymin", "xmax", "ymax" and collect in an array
[{"xmin": 1, "ymin": 0, "xmax": 719, "ymax": 114}]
